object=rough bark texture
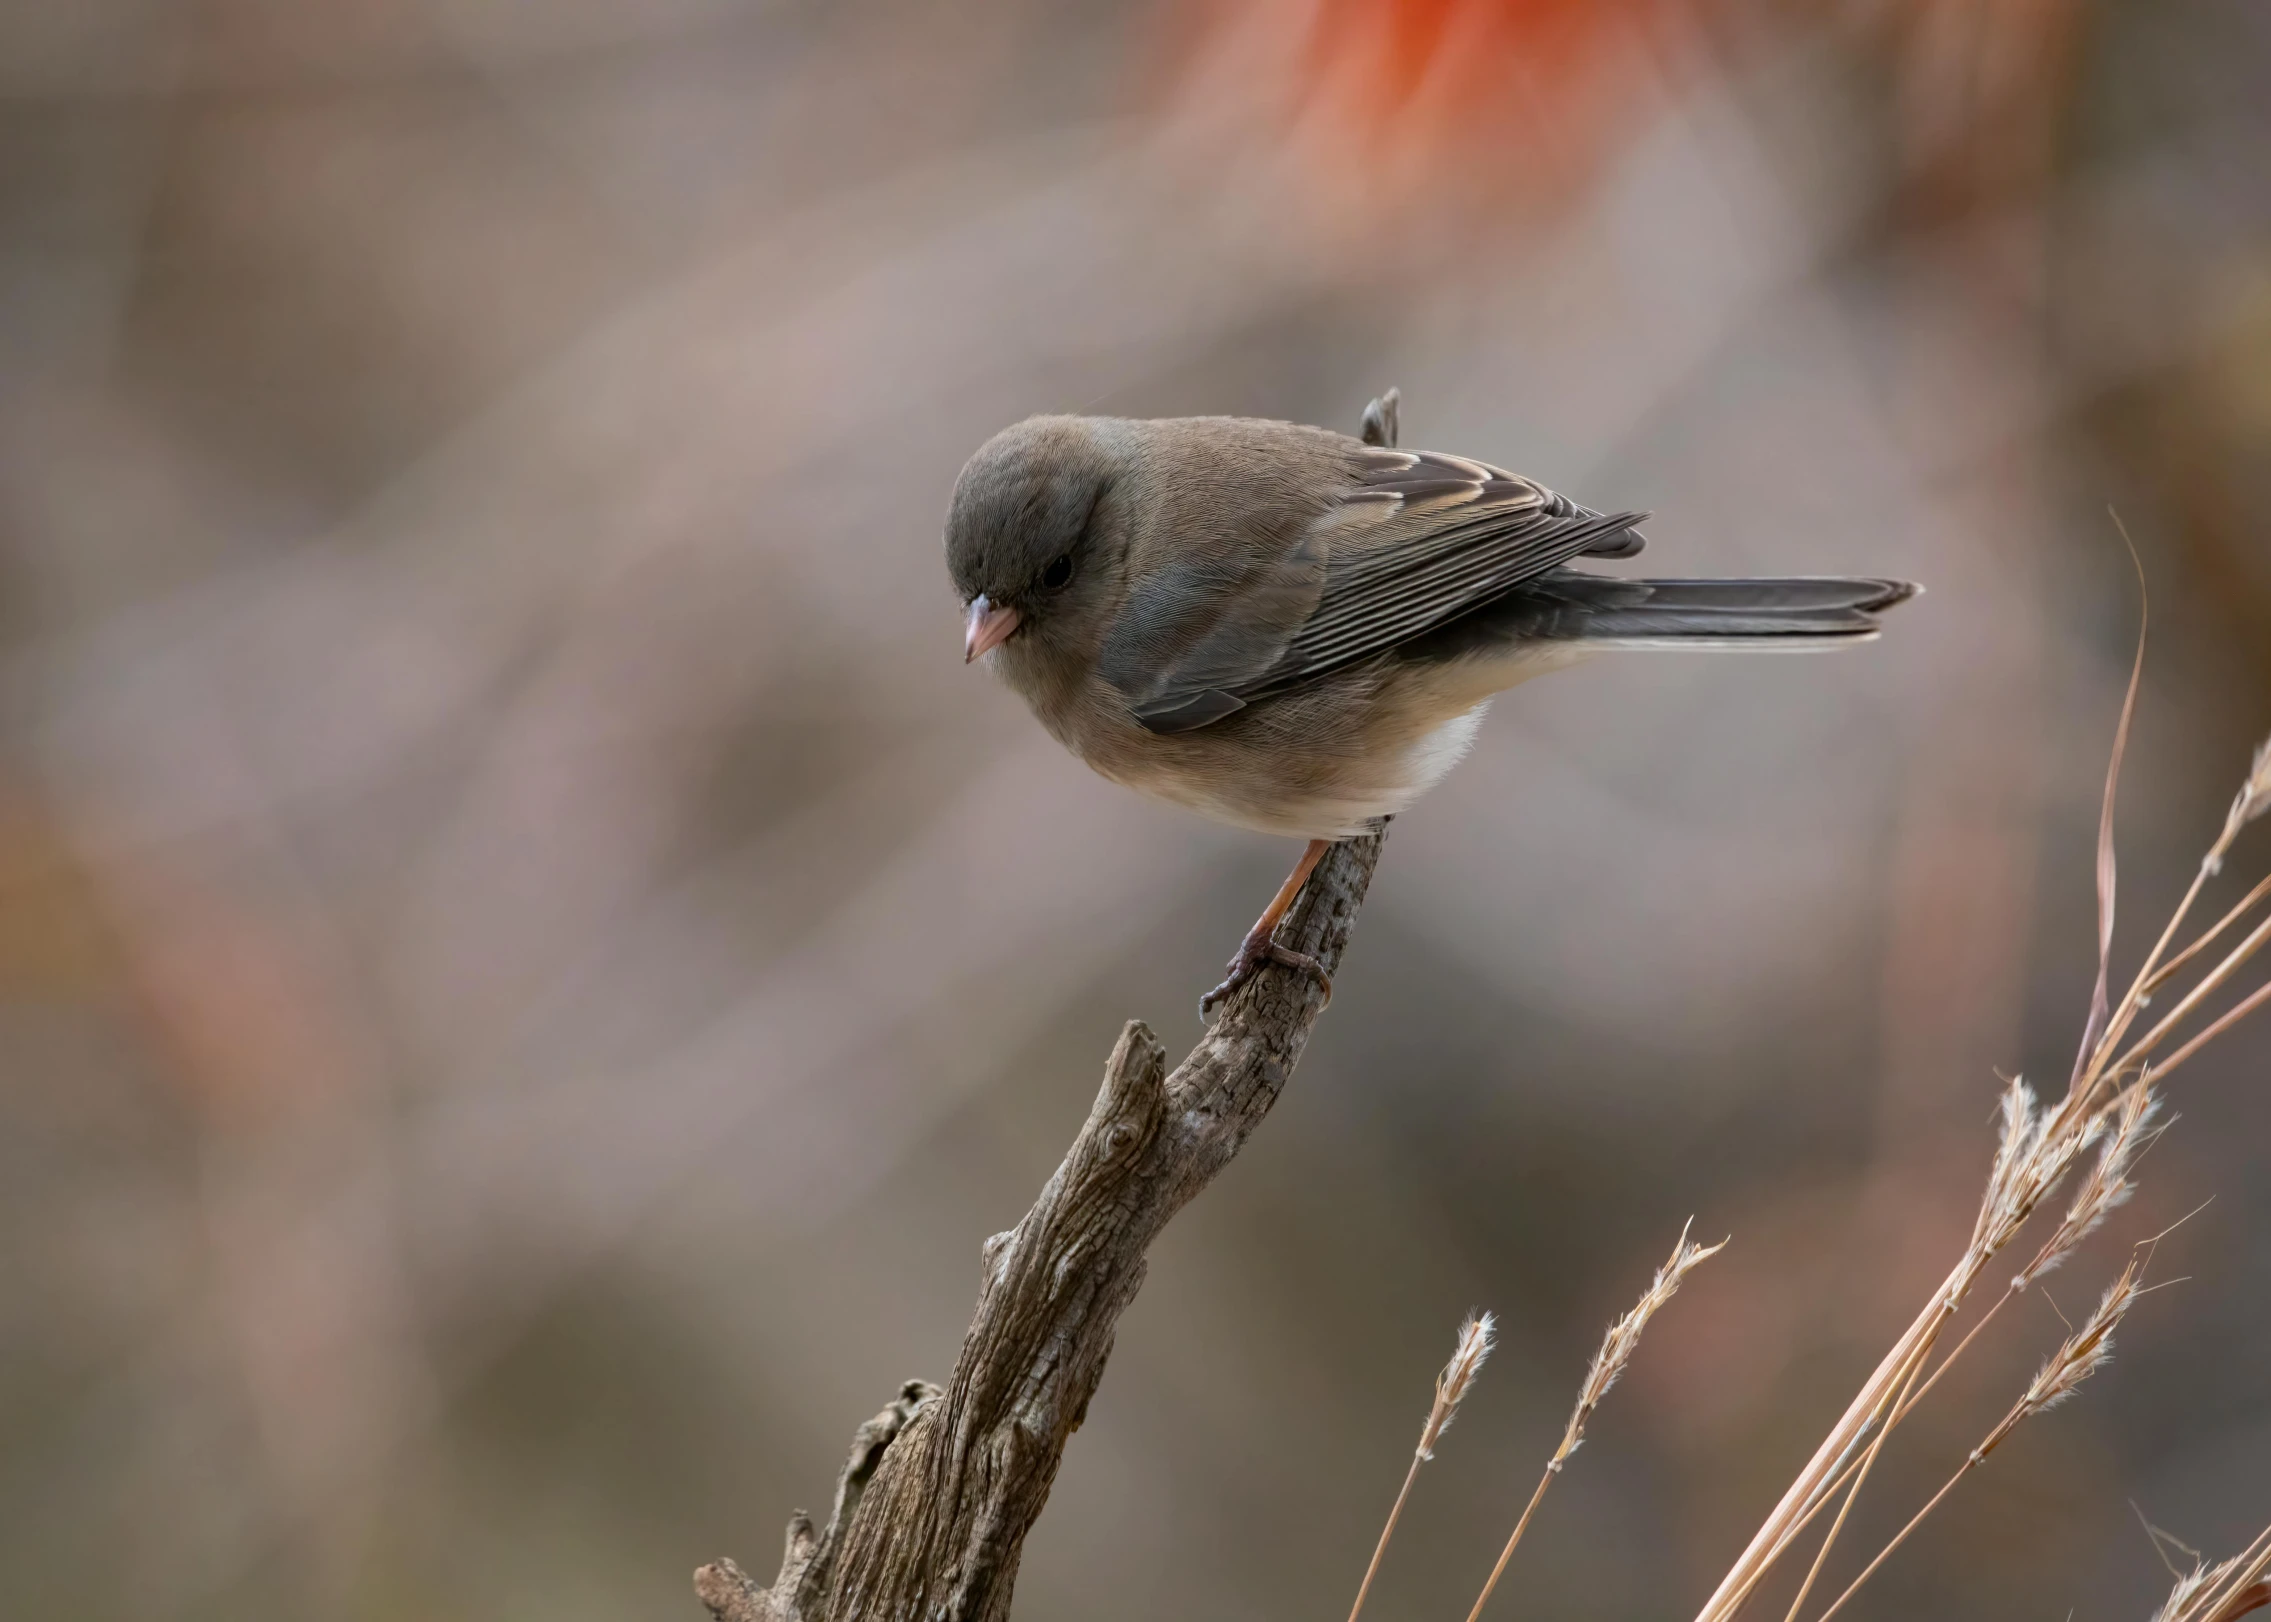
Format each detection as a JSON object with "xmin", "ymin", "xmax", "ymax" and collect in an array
[{"xmin": 696, "ymin": 826, "xmax": 1386, "ymax": 1622}]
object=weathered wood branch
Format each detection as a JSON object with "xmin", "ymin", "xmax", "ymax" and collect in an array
[{"xmin": 696, "ymin": 826, "xmax": 1386, "ymax": 1622}]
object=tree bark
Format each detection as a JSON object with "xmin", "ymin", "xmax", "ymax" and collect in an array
[{"xmin": 695, "ymin": 826, "xmax": 1386, "ymax": 1622}]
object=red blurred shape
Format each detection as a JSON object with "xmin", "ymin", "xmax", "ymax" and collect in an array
[{"xmin": 1163, "ymin": 0, "xmax": 1670, "ymax": 219}]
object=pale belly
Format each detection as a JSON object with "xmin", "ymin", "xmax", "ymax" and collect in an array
[
  {"xmin": 1109, "ymin": 701, "xmax": 1491, "ymax": 840},
  {"xmin": 1033, "ymin": 638, "xmax": 1587, "ymax": 843}
]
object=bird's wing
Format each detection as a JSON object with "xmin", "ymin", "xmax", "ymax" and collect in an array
[
  {"xmin": 1096, "ymin": 521, "xmax": 1330, "ymax": 733},
  {"xmin": 1106, "ymin": 447, "xmax": 1645, "ymax": 734},
  {"xmin": 1244, "ymin": 449, "xmax": 1647, "ymax": 697}
]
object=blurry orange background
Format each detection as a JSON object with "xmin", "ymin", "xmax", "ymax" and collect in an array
[{"xmin": 3, "ymin": 2, "xmax": 2269, "ymax": 1619}]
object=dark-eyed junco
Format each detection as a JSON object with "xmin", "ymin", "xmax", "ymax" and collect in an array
[{"xmin": 945, "ymin": 391, "xmax": 1915, "ymax": 1015}]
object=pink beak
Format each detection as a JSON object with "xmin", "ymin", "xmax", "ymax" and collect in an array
[{"xmin": 964, "ymin": 595, "xmax": 1022, "ymax": 663}]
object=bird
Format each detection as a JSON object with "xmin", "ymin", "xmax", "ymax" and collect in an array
[{"xmin": 944, "ymin": 390, "xmax": 1916, "ymax": 1017}]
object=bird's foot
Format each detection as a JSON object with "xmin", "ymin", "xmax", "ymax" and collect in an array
[{"xmin": 1199, "ymin": 931, "xmax": 1332, "ymax": 1020}]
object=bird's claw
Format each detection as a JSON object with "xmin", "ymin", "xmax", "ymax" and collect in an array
[{"xmin": 1199, "ymin": 934, "xmax": 1332, "ymax": 1020}]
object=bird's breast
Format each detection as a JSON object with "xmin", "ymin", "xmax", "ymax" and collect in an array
[{"xmin": 1049, "ymin": 664, "xmax": 1493, "ymax": 840}]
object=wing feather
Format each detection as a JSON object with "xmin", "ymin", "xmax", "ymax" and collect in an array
[{"xmin": 1112, "ymin": 440, "xmax": 1646, "ymax": 733}]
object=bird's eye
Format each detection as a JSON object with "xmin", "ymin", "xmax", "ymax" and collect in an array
[{"xmin": 1039, "ymin": 552, "xmax": 1075, "ymax": 591}]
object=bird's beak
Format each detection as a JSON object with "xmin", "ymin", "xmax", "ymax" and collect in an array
[{"xmin": 964, "ymin": 595, "xmax": 1022, "ymax": 663}]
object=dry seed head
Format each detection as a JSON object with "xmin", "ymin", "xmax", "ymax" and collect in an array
[
  {"xmin": 2020, "ymin": 1262, "xmax": 2142, "ymax": 1418},
  {"xmin": 2149, "ymin": 1551, "xmax": 2271, "ymax": 1622},
  {"xmin": 2018, "ymin": 1084, "xmax": 2162, "ymax": 1290},
  {"xmin": 1441, "ymin": 1312, "xmax": 1495, "ymax": 1407},
  {"xmin": 1972, "ymin": 1077, "xmax": 2099, "ymax": 1269},
  {"xmin": 1418, "ymin": 1312, "xmax": 1496, "ymax": 1459},
  {"xmin": 2224, "ymin": 733, "xmax": 2271, "ymax": 847},
  {"xmin": 1556, "ymin": 1222, "xmax": 1725, "ymax": 1465},
  {"xmin": 1993, "ymin": 1075, "xmax": 2042, "ymax": 1174},
  {"xmin": 2154, "ymin": 1558, "xmax": 2245, "ymax": 1622},
  {"xmin": 2153, "ymin": 1521, "xmax": 2271, "ymax": 1622},
  {"xmin": 1974, "ymin": 1078, "xmax": 2046, "ymax": 1251}
]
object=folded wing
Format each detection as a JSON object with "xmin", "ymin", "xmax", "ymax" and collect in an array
[{"xmin": 1112, "ymin": 445, "xmax": 1647, "ymax": 733}]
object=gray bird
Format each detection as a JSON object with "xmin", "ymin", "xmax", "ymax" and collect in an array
[{"xmin": 945, "ymin": 391, "xmax": 1915, "ymax": 1015}]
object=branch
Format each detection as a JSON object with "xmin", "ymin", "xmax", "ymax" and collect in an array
[
  {"xmin": 697, "ymin": 1382, "xmax": 940, "ymax": 1622},
  {"xmin": 697, "ymin": 826, "xmax": 1387, "ymax": 1622}
]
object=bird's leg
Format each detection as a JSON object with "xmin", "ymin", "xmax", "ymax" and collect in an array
[
  {"xmin": 1199, "ymin": 387, "xmax": 1393, "ymax": 1022},
  {"xmin": 1201, "ymin": 838, "xmax": 1336, "ymax": 1018}
]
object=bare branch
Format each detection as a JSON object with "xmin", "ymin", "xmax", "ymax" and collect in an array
[{"xmin": 699, "ymin": 827, "xmax": 1387, "ymax": 1622}]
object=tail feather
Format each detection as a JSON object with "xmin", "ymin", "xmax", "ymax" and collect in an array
[
  {"xmin": 1604, "ymin": 577, "xmax": 1916, "ymax": 614},
  {"xmin": 1403, "ymin": 573, "xmax": 1918, "ymax": 663},
  {"xmin": 1522, "ymin": 573, "xmax": 1915, "ymax": 644}
]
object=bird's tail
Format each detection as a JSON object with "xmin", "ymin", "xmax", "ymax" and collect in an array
[{"xmin": 1512, "ymin": 573, "xmax": 1919, "ymax": 648}]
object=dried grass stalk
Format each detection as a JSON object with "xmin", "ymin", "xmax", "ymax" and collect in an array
[
  {"xmin": 2013, "ymin": 1261, "xmax": 2147, "ymax": 1418},
  {"xmin": 1329, "ymin": 614, "xmax": 2270, "ymax": 1622},
  {"xmin": 1809, "ymin": 1255, "xmax": 2155, "ymax": 1622},
  {"xmin": 1424, "ymin": 1312, "xmax": 1497, "ymax": 1460},
  {"xmin": 1697, "ymin": 1072, "xmax": 2103, "ymax": 1622},
  {"xmin": 1464, "ymin": 1223, "xmax": 1723, "ymax": 1622},
  {"xmin": 1558, "ymin": 1222, "xmax": 1725, "ymax": 1469},
  {"xmin": 2223, "ymin": 735, "xmax": 2271, "ymax": 846},
  {"xmin": 2151, "ymin": 1520, "xmax": 2271, "ymax": 1622},
  {"xmin": 1345, "ymin": 1312, "xmax": 1494, "ymax": 1622},
  {"xmin": 1694, "ymin": 611, "xmax": 2271, "ymax": 1622}
]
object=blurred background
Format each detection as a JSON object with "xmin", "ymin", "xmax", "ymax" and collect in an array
[{"xmin": 4, "ymin": 2, "xmax": 2270, "ymax": 1618}]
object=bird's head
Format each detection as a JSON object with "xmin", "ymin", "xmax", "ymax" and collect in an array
[{"xmin": 945, "ymin": 415, "xmax": 1124, "ymax": 669}]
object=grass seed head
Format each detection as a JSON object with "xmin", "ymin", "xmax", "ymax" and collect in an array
[
  {"xmin": 1419, "ymin": 1312, "xmax": 1496, "ymax": 1459},
  {"xmin": 2226, "ymin": 733, "xmax": 2271, "ymax": 842},
  {"xmin": 2154, "ymin": 1559, "xmax": 2245, "ymax": 1622},
  {"xmin": 2019, "ymin": 1084, "xmax": 2162, "ymax": 1289},
  {"xmin": 1972, "ymin": 1077, "xmax": 2101, "ymax": 1274},
  {"xmin": 2019, "ymin": 1261, "xmax": 2144, "ymax": 1420},
  {"xmin": 1558, "ymin": 1222, "xmax": 1724, "ymax": 1464}
]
